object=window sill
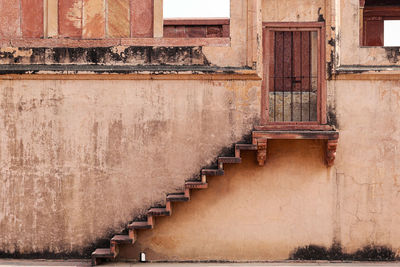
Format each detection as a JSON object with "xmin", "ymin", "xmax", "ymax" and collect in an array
[{"xmin": 255, "ymin": 124, "xmax": 335, "ymax": 131}]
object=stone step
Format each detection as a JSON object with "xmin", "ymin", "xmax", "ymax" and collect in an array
[
  {"xmin": 128, "ymin": 221, "xmax": 153, "ymax": 230},
  {"xmin": 111, "ymin": 235, "xmax": 133, "ymax": 244},
  {"xmin": 236, "ymin": 144, "xmax": 257, "ymax": 150},
  {"xmin": 91, "ymin": 248, "xmax": 113, "ymax": 265},
  {"xmin": 92, "ymin": 248, "xmax": 113, "ymax": 257},
  {"xmin": 218, "ymin": 157, "xmax": 241, "ymax": 164},
  {"xmin": 167, "ymin": 193, "xmax": 189, "ymax": 202},
  {"xmin": 201, "ymin": 169, "xmax": 224, "ymax": 176},
  {"xmin": 185, "ymin": 181, "xmax": 208, "ymax": 189},
  {"xmin": 148, "ymin": 207, "xmax": 171, "ymax": 216}
]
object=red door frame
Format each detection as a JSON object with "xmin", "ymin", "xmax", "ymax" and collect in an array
[{"xmin": 259, "ymin": 22, "xmax": 327, "ymax": 131}]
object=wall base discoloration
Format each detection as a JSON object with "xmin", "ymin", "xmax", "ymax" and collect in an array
[{"xmin": 291, "ymin": 245, "xmax": 398, "ymax": 261}]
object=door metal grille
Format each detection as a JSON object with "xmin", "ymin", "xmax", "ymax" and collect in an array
[{"xmin": 269, "ymin": 30, "xmax": 318, "ymax": 122}]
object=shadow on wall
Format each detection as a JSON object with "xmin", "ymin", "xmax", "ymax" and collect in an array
[{"xmin": 290, "ymin": 244, "xmax": 398, "ymax": 261}]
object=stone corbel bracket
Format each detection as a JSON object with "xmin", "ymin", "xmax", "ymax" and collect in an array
[
  {"xmin": 256, "ymin": 139, "xmax": 268, "ymax": 166},
  {"xmin": 252, "ymin": 130, "xmax": 339, "ymax": 167},
  {"xmin": 326, "ymin": 139, "xmax": 338, "ymax": 167}
]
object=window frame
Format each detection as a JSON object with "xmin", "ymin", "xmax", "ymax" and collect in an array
[
  {"xmin": 260, "ymin": 22, "xmax": 327, "ymax": 130},
  {"xmin": 360, "ymin": 1, "xmax": 400, "ymax": 47}
]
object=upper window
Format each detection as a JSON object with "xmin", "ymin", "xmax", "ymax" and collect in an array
[
  {"xmin": 361, "ymin": 0, "xmax": 400, "ymax": 46},
  {"xmin": 164, "ymin": 0, "xmax": 230, "ymax": 18},
  {"xmin": 163, "ymin": 0, "xmax": 231, "ymax": 38}
]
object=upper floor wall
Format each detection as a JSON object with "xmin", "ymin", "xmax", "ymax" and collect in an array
[
  {"xmin": 0, "ymin": 0, "xmax": 261, "ymax": 72},
  {"xmin": 2, "ymin": 0, "xmax": 397, "ymax": 77},
  {"xmin": 335, "ymin": 0, "xmax": 400, "ymax": 74}
]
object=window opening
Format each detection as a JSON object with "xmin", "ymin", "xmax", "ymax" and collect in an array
[
  {"xmin": 163, "ymin": 0, "xmax": 230, "ymax": 18},
  {"xmin": 163, "ymin": 0, "xmax": 230, "ymax": 38},
  {"xmin": 361, "ymin": 0, "xmax": 400, "ymax": 46},
  {"xmin": 384, "ymin": 20, "xmax": 400, "ymax": 46}
]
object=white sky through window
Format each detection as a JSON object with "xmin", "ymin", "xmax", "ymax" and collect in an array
[
  {"xmin": 384, "ymin": 20, "xmax": 400, "ymax": 47},
  {"xmin": 163, "ymin": 0, "xmax": 230, "ymax": 18}
]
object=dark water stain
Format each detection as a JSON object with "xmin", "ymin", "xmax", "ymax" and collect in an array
[
  {"xmin": 105, "ymin": 119, "xmax": 123, "ymax": 167},
  {"xmin": 327, "ymin": 107, "xmax": 339, "ymax": 129},
  {"xmin": 386, "ymin": 47, "xmax": 400, "ymax": 64},
  {"xmin": 290, "ymin": 244, "xmax": 397, "ymax": 261},
  {"xmin": 0, "ymin": 46, "xmax": 211, "ymax": 66}
]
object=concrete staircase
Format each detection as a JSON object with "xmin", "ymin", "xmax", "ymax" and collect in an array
[
  {"xmin": 91, "ymin": 143, "xmax": 257, "ymax": 265},
  {"xmin": 91, "ymin": 129, "xmax": 339, "ymax": 265}
]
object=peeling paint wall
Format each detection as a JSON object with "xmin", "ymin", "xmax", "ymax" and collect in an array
[
  {"xmin": 1, "ymin": 0, "xmax": 400, "ymax": 262},
  {"xmin": 118, "ymin": 79, "xmax": 400, "ymax": 261},
  {"xmin": 334, "ymin": 80, "xmax": 400, "ymax": 255},
  {"xmin": 0, "ymin": 79, "xmax": 260, "ymax": 255}
]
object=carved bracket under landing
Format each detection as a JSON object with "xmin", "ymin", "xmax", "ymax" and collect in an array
[
  {"xmin": 326, "ymin": 139, "xmax": 338, "ymax": 167},
  {"xmin": 257, "ymin": 140, "xmax": 268, "ymax": 166},
  {"xmin": 252, "ymin": 130, "xmax": 339, "ymax": 167}
]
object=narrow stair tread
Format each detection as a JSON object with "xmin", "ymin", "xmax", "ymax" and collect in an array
[
  {"xmin": 236, "ymin": 144, "xmax": 257, "ymax": 150},
  {"xmin": 218, "ymin": 157, "xmax": 241, "ymax": 163},
  {"xmin": 168, "ymin": 192, "xmax": 185, "ymax": 196},
  {"xmin": 92, "ymin": 248, "xmax": 113, "ymax": 257},
  {"xmin": 185, "ymin": 181, "xmax": 208, "ymax": 185},
  {"xmin": 111, "ymin": 235, "xmax": 132, "ymax": 243},
  {"xmin": 148, "ymin": 207, "xmax": 170, "ymax": 215},
  {"xmin": 167, "ymin": 193, "xmax": 189, "ymax": 201},
  {"xmin": 129, "ymin": 221, "xmax": 152, "ymax": 229},
  {"xmin": 201, "ymin": 169, "xmax": 224, "ymax": 175},
  {"xmin": 185, "ymin": 181, "xmax": 208, "ymax": 188}
]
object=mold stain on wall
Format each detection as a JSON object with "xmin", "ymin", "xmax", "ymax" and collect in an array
[{"xmin": 0, "ymin": 46, "xmax": 211, "ymax": 66}]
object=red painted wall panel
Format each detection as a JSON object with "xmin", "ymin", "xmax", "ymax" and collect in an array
[
  {"xmin": 59, "ymin": 0, "xmax": 83, "ymax": 38},
  {"xmin": 21, "ymin": 0, "xmax": 44, "ymax": 38},
  {"xmin": 130, "ymin": 0, "xmax": 153, "ymax": 37},
  {"xmin": 0, "ymin": 0, "xmax": 21, "ymax": 38}
]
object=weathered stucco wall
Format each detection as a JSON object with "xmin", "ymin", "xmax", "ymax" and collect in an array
[
  {"xmin": 121, "ymin": 140, "xmax": 334, "ymax": 261},
  {"xmin": 115, "ymin": 79, "xmax": 400, "ymax": 261},
  {"xmin": 2, "ymin": 0, "xmax": 400, "ymax": 262},
  {"xmin": 263, "ymin": 0, "xmax": 326, "ymax": 22},
  {"xmin": 0, "ymin": 79, "xmax": 260, "ymax": 255},
  {"xmin": 334, "ymin": 80, "xmax": 400, "ymax": 254}
]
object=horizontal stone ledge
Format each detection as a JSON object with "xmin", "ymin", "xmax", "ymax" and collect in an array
[
  {"xmin": 0, "ymin": 64, "xmax": 253, "ymax": 73},
  {"xmin": 335, "ymin": 65, "xmax": 400, "ymax": 73},
  {"xmin": 0, "ymin": 66, "xmax": 260, "ymax": 80}
]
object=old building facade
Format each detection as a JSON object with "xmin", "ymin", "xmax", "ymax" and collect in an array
[{"xmin": 0, "ymin": 0, "xmax": 399, "ymax": 264}]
